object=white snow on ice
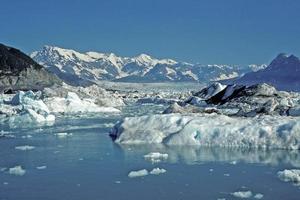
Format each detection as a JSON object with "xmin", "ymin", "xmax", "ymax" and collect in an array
[{"xmin": 111, "ymin": 113, "xmax": 300, "ymax": 149}]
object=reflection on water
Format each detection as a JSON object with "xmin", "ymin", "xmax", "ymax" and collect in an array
[{"xmin": 118, "ymin": 144, "xmax": 300, "ymax": 167}]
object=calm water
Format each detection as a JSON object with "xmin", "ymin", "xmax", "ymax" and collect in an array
[{"xmin": 1, "ymin": 104, "xmax": 300, "ymax": 200}]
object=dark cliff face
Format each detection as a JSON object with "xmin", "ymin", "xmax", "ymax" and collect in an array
[{"xmin": 0, "ymin": 43, "xmax": 62, "ymax": 92}]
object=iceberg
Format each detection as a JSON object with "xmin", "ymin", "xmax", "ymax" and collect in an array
[
  {"xmin": 1, "ymin": 91, "xmax": 55, "ymax": 126},
  {"xmin": 231, "ymin": 191, "xmax": 252, "ymax": 199},
  {"xmin": 149, "ymin": 168, "xmax": 167, "ymax": 175},
  {"xmin": 128, "ymin": 169, "xmax": 149, "ymax": 178},
  {"xmin": 110, "ymin": 113, "xmax": 300, "ymax": 149},
  {"xmin": 8, "ymin": 166, "xmax": 26, "ymax": 176},
  {"xmin": 277, "ymin": 169, "xmax": 300, "ymax": 185}
]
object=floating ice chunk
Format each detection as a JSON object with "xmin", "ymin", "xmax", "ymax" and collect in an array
[
  {"xmin": 254, "ymin": 193, "xmax": 264, "ymax": 199},
  {"xmin": 55, "ymin": 132, "xmax": 73, "ymax": 138},
  {"xmin": 128, "ymin": 169, "xmax": 149, "ymax": 178},
  {"xmin": 231, "ymin": 191, "xmax": 252, "ymax": 198},
  {"xmin": 144, "ymin": 152, "xmax": 168, "ymax": 163},
  {"xmin": 15, "ymin": 145, "xmax": 35, "ymax": 151},
  {"xmin": 277, "ymin": 169, "xmax": 300, "ymax": 185},
  {"xmin": 36, "ymin": 166, "xmax": 47, "ymax": 170},
  {"xmin": 9, "ymin": 166, "xmax": 26, "ymax": 176},
  {"xmin": 150, "ymin": 168, "xmax": 167, "ymax": 175}
]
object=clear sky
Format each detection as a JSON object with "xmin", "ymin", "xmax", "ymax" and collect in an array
[{"xmin": 1, "ymin": 0, "xmax": 300, "ymax": 64}]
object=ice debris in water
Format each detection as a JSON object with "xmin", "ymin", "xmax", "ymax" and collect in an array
[
  {"xmin": 15, "ymin": 145, "xmax": 35, "ymax": 151},
  {"xmin": 36, "ymin": 166, "xmax": 47, "ymax": 170},
  {"xmin": 231, "ymin": 191, "xmax": 253, "ymax": 198},
  {"xmin": 277, "ymin": 169, "xmax": 300, "ymax": 185},
  {"xmin": 254, "ymin": 193, "xmax": 264, "ymax": 199},
  {"xmin": 144, "ymin": 152, "xmax": 168, "ymax": 163},
  {"xmin": 8, "ymin": 166, "xmax": 26, "ymax": 176},
  {"xmin": 55, "ymin": 132, "xmax": 73, "ymax": 138},
  {"xmin": 128, "ymin": 169, "xmax": 149, "ymax": 178},
  {"xmin": 150, "ymin": 168, "xmax": 167, "ymax": 175}
]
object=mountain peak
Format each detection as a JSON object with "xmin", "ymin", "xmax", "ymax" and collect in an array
[{"xmin": 270, "ymin": 53, "xmax": 300, "ymax": 67}]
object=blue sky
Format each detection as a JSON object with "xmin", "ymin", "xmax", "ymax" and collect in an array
[{"xmin": 1, "ymin": 0, "xmax": 300, "ymax": 64}]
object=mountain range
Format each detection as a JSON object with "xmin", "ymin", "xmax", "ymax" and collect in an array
[
  {"xmin": 31, "ymin": 46, "xmax": 266, "ymax": 86},
  {"xmin": 230, "ymin": 53, "xmax": 300, "ymax": 92}
]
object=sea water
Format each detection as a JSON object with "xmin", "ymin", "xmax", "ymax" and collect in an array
[{"xmin": 1, "ymin": 104, "xmax": 300, "ymax": 200}]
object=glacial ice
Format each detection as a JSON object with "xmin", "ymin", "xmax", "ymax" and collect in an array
[
  {"xmin": 8, "ymin": 166, "xmax": 26, "ymax": 176},
  {"xmin": 128, "ymin": 169, "xmax": 149, "ymax": 178},
  {"xmin": 44, "ymin": 92, "xmax": 120, "ymax": 114},
  {"xmin": 110, "ymin": 113, "xmax": 300, "ymax": 149},
  {"xmin": 277, "ymin": 169, "xmax": 300, "ymax": 185},
  {"xmin": 149, "ymin": 168, "xmax": 167, "ymax": 175},
  {"xmin": 1, "ymin": 91, "xmax": 56, "ymax": 125},
  {"xmin": 231, "ymin": 191, "xmax": 253, "ymax": 198}
]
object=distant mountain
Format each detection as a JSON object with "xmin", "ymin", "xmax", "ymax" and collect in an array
[
  {"xmin": 0, "ymin": 44, "xmax": 62, "ymax": 93},
  {"xmin": 231, "ymin": 53, "xmax": 300, "ymax": 92},
  {"xmin": 31, "ymin": 45, "xmax": 266, "ymax": 85}
]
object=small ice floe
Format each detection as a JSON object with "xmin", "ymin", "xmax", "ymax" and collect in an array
[
  {"xmin": 128, "ymin": 169, "xmax": 149, "ymax": 178},
  {"xmin": 36, "ymin": 166, "xmax": 47, "ymax": 170},
  {"xmin": 150, "ymin": 168, "xmax": 167, "ymax": 175},
  {"xmin": 144, "ymin": 152, "xmax": 168, "ymax": 163},
  {"xmin": 8, "ymin": 166, "xmax": 26, "ymax": 176},
  {"xmin": 115, "ymin": 181, "xmax": 121, "ymax": 184},
  {"xmin": 224, "ymin": 173, "xmax": 230, "ymax": 177},
  {"xmin": 55, "ymin": 132, "xmax": 73, "ymax": 138},
  {"xmin": 254, "ymin": 193, "xmax": 264, "ymax": 199},
  {"xmin": 231, "ymin": 190, "xmax": 252, "ymax": 198},
  {"xmin": 3, "ymin": 182, "xmax": 8, "ymax": 185},
  {"xmin": 209, "ymin": 169, "xmax": 214, "ymax": 172},
  {"xmin": 15, "ymin": 145, "xmax": 35, "ymax": 151},
  {"xmin": 277, "ymin": 169, "xmax": 300, "ymax": 185}
]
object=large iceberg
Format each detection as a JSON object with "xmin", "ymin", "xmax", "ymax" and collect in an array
[{"xmin": 110, "ymin": 113, "xmax": 300, "ymax": 149}]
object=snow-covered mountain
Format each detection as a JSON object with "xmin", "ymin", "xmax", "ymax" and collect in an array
[
  {"xmin": 31, "ymin": 46, "xmax": 266, "ymax": 86},
  {"xmin": 232, "ymin": 53, "xmax": 300, "ymax": 92}
]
